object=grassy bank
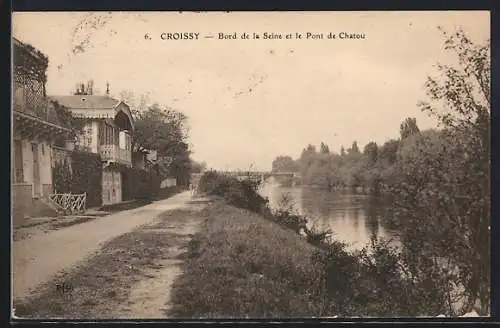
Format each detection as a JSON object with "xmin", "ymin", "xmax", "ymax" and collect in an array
[
  {"xmin": 169, "ymin": 202, "xmax": 325, "ymax": 318},
  {"xmin": 169, "ymin": 170, "xmax": 466, "ymax": 317}
]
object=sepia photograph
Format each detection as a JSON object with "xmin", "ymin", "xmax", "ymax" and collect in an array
[{"xmin": 11, "ymin": 11, "xmax": 490, "ymax": 319}]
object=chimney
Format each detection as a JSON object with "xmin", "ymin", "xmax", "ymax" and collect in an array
[{"xmin": 106, "ymin": 82, "xmax": 110, "ymax": 95}]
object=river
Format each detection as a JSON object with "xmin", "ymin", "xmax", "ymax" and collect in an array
[{"xmin": 259, "ymin": 182, "xmax": 400, "ymax": 251}]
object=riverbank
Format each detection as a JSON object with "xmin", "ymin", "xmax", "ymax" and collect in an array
[{"xmin": 169, "ymin": 201, "xmax": 326, "ymax": 318}]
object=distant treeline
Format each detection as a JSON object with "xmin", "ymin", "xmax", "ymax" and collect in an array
[{"xmin": 272, "ymin": 117, "xmax": 429, "ymax": 192}]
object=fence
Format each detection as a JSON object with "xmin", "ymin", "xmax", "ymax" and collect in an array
[{"xmin": 48, "ymin": 192, "xmax": 86, "ymax": 215}]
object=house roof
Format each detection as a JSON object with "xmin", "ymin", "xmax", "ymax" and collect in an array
[
  {"xmin": 48, "ymin": 95, "xmax": 121, "ymax": 110},
  {"xmin": 48, "ymin": 95, "xmax": 135, "ymax": 132}
]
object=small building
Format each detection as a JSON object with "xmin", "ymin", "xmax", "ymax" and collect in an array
[
  {"xmin": 49, "ymin": 94, "xmax": 135, "ymax": 205},
  {"xmin": 12, "ymin": 37, "xmax": 73, "ymax": 226}
]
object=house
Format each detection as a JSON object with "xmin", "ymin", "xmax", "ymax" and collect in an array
[
  {"xmin": 12, "ymin": 37, "xmax": 73, "ymax": 226},
  {"xmin": 49, "ymin": 93, "xmax": 135, "ymax": 206}
]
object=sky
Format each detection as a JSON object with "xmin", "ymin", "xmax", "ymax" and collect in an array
[{"xmin": 12, "ymin": 11, "xmax": 490, "ymax": 171}]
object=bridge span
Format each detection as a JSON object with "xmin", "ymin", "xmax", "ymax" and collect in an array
[{"xmin": 220, "ymin": 171, "xmax": 299, "ymax": 179}]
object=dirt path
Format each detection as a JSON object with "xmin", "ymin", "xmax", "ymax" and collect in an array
[
  {"xmin": 12, "ymin": 191, "xmax": 194, "ymax": 302},
  {"xmin": 116, "ymin": 214, "xmax": 203, "ymax": 318}
]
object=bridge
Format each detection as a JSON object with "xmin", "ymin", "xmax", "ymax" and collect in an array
[{"xmin": 220, "ymin": 171, "xmax": 300, "ymax": 182}]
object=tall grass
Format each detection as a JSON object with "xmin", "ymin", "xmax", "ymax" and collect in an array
[{"xmin": 191, "ymin": 170, "xmax": 459, "ymax": 317}]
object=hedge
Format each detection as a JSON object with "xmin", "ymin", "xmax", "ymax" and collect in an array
[
  {"xmin": 52, "ymin": 151, "xmax": 103, "ymax": 208},
  {"xmin": 120, "ymin": 164, "xmax": 161, "ymax": 201},
  {"xmin": 53, "ymin": 152, "xmax": 161, "ymax": 208}
]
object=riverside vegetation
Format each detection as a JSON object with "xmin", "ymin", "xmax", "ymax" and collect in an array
[{"xmin": 169, "ymin": 28, "xmax": 490, "ymax": 317}]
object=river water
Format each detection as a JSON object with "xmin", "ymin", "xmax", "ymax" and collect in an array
[
  {"xmin": 258, "ymin": 182, "xmax": 480, "ymax": 315},
  {"xmin": 259, "ymin": 182, "xmax": 400, "ymax": 251}
]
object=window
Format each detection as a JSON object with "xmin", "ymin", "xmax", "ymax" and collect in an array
[
  {"xmin": 14, "ymin": 140, "xmax": 24, "ymax": 183},
  {"xmin": 41, "ymin": 144, "xmax": 45, "ymax": 155}
]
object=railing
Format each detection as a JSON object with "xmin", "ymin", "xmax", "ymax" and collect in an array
[
  {"xmin": 99, "ymin": 144, "xmax": 132, "ymax": 166},
  {"xmin": 48, "ymin": 193, "xmax": 86, "ymax": 215}
]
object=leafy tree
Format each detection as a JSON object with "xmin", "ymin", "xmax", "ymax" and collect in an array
[
  {"xmin": 120, "ymin": 91, "xmax": 194, "ymax": 184},
  {"xmin": 320, "ymin": 142, "xmax": 330, "ymax": 154},
  {"xmin": 348, "ymin": 141, "xmax": 360, "ymax": 155},
  {"xmin": 363, "ymin": 142, "xmax": 378, "ymax": 165},
  {"xmin": 272, "ymin": 155, "xmax": 297, "ymax": 173},
  {"xmin": 191, "ymin": 160, "xmax": 207, "ymax": 174},
  {"xmin": 397, "ymin": 27, "xmax": 491, "ymax": 315},
  {"xmin": 399, "ymin": 117, "xmax": 420, "ymax": 139},
  {"xmin": 378, "ymin": 139, "xmax": 400, "ymax": 167}
]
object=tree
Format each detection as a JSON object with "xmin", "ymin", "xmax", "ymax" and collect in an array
[
  {"xmin": 348, "ymin": 141, "xmax": 360, "ymax": 155},
  {"xmin": 400, "ymin": 117, "xmax": 420, "ymax": 139},
  {"xmin": 378, "ymin": 139, "xmax": 400, "ymax": 166},
  {"xmin": 397, "ymin": 27, "xmax": 490, "ymax": 315},
  {"xmin": 320, "ymin": 142, "xmax": 330, "ymax": 154},
  {"xmin": 363, "ymin": 141, "xmax": 378, "ymax": 165},
  {"xmin": 132, "ymin": 103, "xmax": 188, "ymax": 154},
  {"xmin": 122, "ymin": 91, "xmax": 194, "ymax": 184},
  {"xmin": 272, "ymin": 155, "xmax": 297, "ymax": 172},
  {"xmin": 340, "ymin": 146, "xmax": 346, "ymax": 157},
  {"xmin": 191, "ymin": 160, "xmax": 207, "ymax": 174}
]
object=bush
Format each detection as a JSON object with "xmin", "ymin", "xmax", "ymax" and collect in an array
[
  {"xmin": 70, "ymin": 151, "xmax": 103, "ymax": 207},
  {"xmin": 52, "ymin": 151, "xmax": 103, "ymax": 208},
  {"xmin": 52, "ymin": 160, "xmax": 72, "ymax": 194},
  {"xmin": 121, "ymin": 165, "xmax": 160, "ymax": 201},
  {"xmin": 198, "ymin": 170, "xmax": 268, "ymax": 213}
]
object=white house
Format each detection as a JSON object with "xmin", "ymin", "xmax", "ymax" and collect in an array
[{"xmin": 49, "ymin": 94, "xmax": 135, "ymax": 205}]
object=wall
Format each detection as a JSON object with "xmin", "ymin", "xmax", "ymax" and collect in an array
[
  {"xmin": 160, "ymin": 178, "xmax": 177, "ymax": 188},
  {"xmin": 12, "ymin": 137, "xmax": 57, "ymax": 223},
  {"xmin": 14, "ymin": 139, "xmax": 51, "ymax": 191},
  {"xmin": 12, "ymin": 184, "xmax": 33, "ymax": 227}
]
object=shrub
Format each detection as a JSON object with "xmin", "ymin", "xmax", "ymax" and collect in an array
[
  {"xmin": 121, "ymin": 165, "xmax": 161, "ymax": 201},
  {"xmin": 70, "ymin": 151, "xmax": 102, "ymax": 207},
  {"xmin": 198, "ymin": 170, "xmax": 268, "ymax": 213},
  {"xmin": 52, "ymin": 151, "xmax": 103, "ymax": 208}
]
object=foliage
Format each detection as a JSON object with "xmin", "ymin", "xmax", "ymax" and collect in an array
[
  {"xmin": 266, "ymin": 27, "xmax": 490, "ymax": 315},
  {"xmin": 51, "ymin": 101, "xmax": 87, "ymax": 146},
  {"xmin": 120, "ymin": 165, "xmax": 160, "ymax": 201},
  {"xmin": 400, "ymin": 117, "xmax": 420, "ymax": 139},
  {"xmin": 52, "ymin": 161, "xmax": 72, "ymax": 194},
  {"xmin": 70, "ymin": 151, "xmax": 103, "ymax": 207},
  {"xmin": 320, "ymin": 142, "xmax": 330, "ymax": 154},
  {"xmin": 401, "ymin": 27, "xmax": 490, "ymax": 315},
  {"xmin": 131, "ymin": 103, "xmax": 188, "ymax": 154},
  {"xmin": 52, "ymin": 151, "xmax": 103, "ymax": 208},
  {"xmin": 119, "ymin": 92, "xmax": 195, "ymax": 185},
  {"xmin": 271, "ymin": 155, "xmax": 297, "ymax": 173},
  {"xmin": 13, "ymin": 39, "xmax": 49, "ymax": 83},
  {"xmin": 190, "ymin": 170, "xmax": 458, "ymax": 316},
  {"xmin": 198, "ymin": 170, "xmax": 268, "ymax": 213},
  {"xmin": 190, "ymin": 160, "xmax": 207, "ymax": 174}
]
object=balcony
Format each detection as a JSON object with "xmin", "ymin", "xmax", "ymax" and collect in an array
[{"xmin": 99, "ymin": 145, "xmax": 132, "ymax": 166}]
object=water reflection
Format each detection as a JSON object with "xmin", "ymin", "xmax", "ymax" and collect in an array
[{"xmin": 259, "ymin": 183, "xmax": 398, "ymax": 251}]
